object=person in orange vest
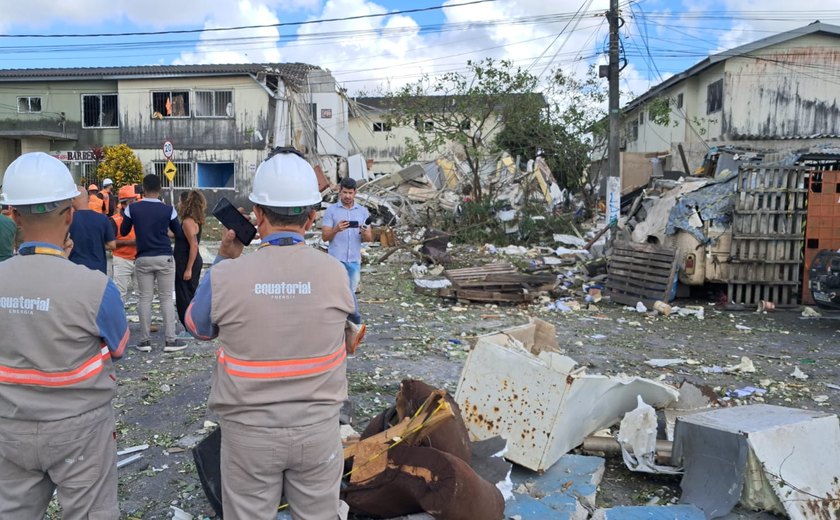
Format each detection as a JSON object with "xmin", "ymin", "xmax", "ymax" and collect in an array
[
  {"xmin": 101, "ymin": 178, "xmax": 116, "ymax": 216},
  {"xmin": 109, "ymin": 185, "xmax": 140, "ymax": 303},
  {"xmin": 0, "ymin": 152, "xmax": 128, "ymax": 518},
  {"xmin": 87, "ymin": 183, "xmax": 105, "ymax": 213}
]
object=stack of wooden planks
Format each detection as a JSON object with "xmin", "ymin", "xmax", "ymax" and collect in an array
[{"xmin": 417, "ymin": 262, "xmax": 557, "ymax": 303}]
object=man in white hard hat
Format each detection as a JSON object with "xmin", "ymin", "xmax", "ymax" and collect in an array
[
  {"xmin": 0, "ymin": 152, "xmax": 129, "ymax": 518},
  {"xmin": 101, "ymin": 177, "xmax": 116, "ymax": 216},
  {"xmin": 186, "ymin": 147, "xmax": 355, "ymax": 519}
]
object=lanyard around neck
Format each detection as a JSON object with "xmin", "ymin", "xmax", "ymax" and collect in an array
[
  {"xmin": 18, "ymin": 245, "xmax": 66, "ymax": 258},
  {"xmin": 258, "ymin": 235, "xmax": 304, "ymax": 249}
]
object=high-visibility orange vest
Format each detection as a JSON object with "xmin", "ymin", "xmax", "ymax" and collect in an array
[{"xmin": 88, "ymin": 193, "xmax": 105, "ymax": 213}]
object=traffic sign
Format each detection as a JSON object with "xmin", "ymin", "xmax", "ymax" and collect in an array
[
  {"xmin": 162, "ymin": 140, "xmax": 174, "ymax": 159},
  {"xmin": 164, "ymin": 160, "xmax": 177, "ymax": 182}
]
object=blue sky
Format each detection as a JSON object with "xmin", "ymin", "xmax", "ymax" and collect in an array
[{"xmin": 0, "ymin": 0, "xmax": 836, "ymax": 97}]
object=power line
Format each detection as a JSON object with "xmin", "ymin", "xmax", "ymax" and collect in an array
[{"xmin": 0, "ymin": 0, "xmax": 498, "ymax": 38}]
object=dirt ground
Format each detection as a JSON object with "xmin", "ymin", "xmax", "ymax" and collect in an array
[{"xmin": 51, "ymin": 242, "xmax": 840, "ymax": 519}]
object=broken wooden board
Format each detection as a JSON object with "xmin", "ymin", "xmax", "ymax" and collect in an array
[
  {"xmin": 344, "ymin": 393, "xmax": 456, "ymax": 485},
  {"xmin": 606, "ymin": 242, "xmax": 678, "ymax": 307}
]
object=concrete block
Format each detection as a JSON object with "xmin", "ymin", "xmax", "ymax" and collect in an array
[
  {"xmin": 505, "ymin": 454, "xmax": 605, "ymax": 520},
  {"xmin": 591, "ymin": 505, "xmax": 705, "ymax": 520}
]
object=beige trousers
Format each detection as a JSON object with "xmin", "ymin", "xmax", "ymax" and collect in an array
[
  {"xmin": 135, "ymin": 254, "xmax": 176, "ymax": 343},
  {"xmin": 0, "ymin": 404, "xmax": 118, "ymax": 519},
  {"xmin": 112, "ymin": 255, "xmax": 136, "ymax": 303},
  {"xmin": 220, "ymin": 417, "xmax": 348, "ymax": 520}
]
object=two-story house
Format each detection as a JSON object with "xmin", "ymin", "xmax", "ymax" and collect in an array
[
  {"xmin": 620, "ymin": 21, "xmax": 840, "ymax": 170},
  {"xmin": 349, "ymin": 94, "xmax": 546, "ymax": 176},
  {"xmin": 0, "ymin": 63, "xmax": 350, "ymax": 208}
]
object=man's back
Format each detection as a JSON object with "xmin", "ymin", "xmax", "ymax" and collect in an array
[
  {"xmin": 0, "ymin": 253, "xmax": 124, "ymax": 420},
  {"xmin": 204, "ymin": 245, "xmax": 355, "ymax": 427},
  {"xmin": 69, "ymin": 209, "xmax": 115, "ymax": 273},
  {"xmin": 122, "ymin": 199, "xmax": 179, "ymax": 258}
]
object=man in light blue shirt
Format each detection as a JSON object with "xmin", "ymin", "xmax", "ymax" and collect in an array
[{"xmin": 322, "ymin": 177, "xmax": 372, "ymax": 325}]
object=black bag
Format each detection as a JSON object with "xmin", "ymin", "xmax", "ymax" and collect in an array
[{"xmin": 192, "ymin": 428, "xmax": 224, "ymax": 518}]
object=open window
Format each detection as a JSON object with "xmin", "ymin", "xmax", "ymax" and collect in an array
[
  {"xmin": 17, "ymin": 96, "xmax": 41, "ymax": 113},
  {"xmin": 706, "ymin": 80, "xmax": 723, "ymax": 114},
  {"xmin": 196, "ymin": 162, "xmax": 235, "ymax": 188},
  {"xmin": 195, "ymin": 90, "xmax": 233, "ymax": 118},
  {"xmin": 151, "ymin": 91, "xmax": 190, "ymax": 118},
  {"xmin": 82, "ymin": 94, "xmax": 118, "ymax": 128}
]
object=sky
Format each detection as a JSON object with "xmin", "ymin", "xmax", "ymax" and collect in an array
[{"xmin": 0, "ymin": 0, "xmax": 838, "ymax": 100}]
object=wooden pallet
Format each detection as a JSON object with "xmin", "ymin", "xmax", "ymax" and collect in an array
[
  {"xmin": 414, "ymin": 263, "xmax": 557, "ymax": 303},
  {"xmin": 727, "ymin": 166, "xmax": 807, "ymax": 306},
  {"xmin": 606, "ymin": 242, "xmax": 678, "ymax": 307}
]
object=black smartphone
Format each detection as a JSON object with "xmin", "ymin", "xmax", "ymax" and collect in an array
[
  {"xmin": 347, "ymin": 220, "xmax": 359, "ymax": 228},
  {"xmin": 212, "ymin": 197, "xmax": 257, "ymax": 246}
]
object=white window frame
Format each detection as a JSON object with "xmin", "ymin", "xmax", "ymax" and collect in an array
[
  {"xmin": 17, "ymin": 96, "xmax": 42, "ymax": 113},
  {"xmin": 194, "ymin": 90, "xmax": 234, "ymax": 119},
  {"xmin": 82, "ymin": 93, "xmax": 119, "ymax": 129}
]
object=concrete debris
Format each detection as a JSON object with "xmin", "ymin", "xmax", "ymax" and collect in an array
[
  {"xmin": 591, "ymin": 505, "xmax": 705, "ymax": 520},
  {"xmin": 724, "ymin": 356, "xmax": 756, "ymax": 373},
  {"xmin": 455, "ymin": 318, "xmax": 679, "ymax": 471},
  {"xmin": 790, "ymin": 366, "xmax": 809, "ymax": 380},
  {"xmin": 801, "ymin": 306, "xmax": 822, "ymax": 318}
]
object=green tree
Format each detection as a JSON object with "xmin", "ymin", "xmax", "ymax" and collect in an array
[
  {"xmin": 495, "ymin": 66, "xmax": 607, "ymax": 193},
  {"xmin": 96, "ymin": 144, "xmax": 143, "ymax": 189},
  {"xmin": 382, "ymin": 58, "xmax": 542, "ymax": 202}
]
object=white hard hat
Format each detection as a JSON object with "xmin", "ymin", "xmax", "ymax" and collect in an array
[
  {"xmin": 248, "ymin": 150, "xmax": 322, "ymax": 210},
  {"xmin": 1, "ymin": 152, "xmax": 80, "ymax": 210},
  {"xmin": 102, "ymin": 178, "xmax": 113, "ymax": 187}
]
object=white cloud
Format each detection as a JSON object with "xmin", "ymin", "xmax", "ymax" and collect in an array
[
  {"xmin": 0, "ymin": 0, "xmax": 318, "ymax": 31},
  {"xmin": 174, "ymin": 0, "xmax": 283, "ymax": 64}
]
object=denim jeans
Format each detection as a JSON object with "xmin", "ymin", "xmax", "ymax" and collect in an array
[{"xmin": 341, "ymin": 261, "xmax": 361, "ymax": 324}]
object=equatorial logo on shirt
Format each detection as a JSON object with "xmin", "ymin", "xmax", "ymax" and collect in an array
[
  {"xmin": 253, "ymin": 282, "xmax": 312, "ymax": 300},
  {"xmin": 0, "ymin": 295, "xmax": 51, "ymax": 315}
]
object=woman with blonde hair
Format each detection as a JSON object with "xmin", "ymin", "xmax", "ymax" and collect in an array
[{"xmin": 174, "ymin": 189, "xmax": 206, "ymax": 327}]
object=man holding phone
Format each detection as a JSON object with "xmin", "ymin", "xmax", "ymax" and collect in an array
[{"xmin": 321, "ymin": 177, "xmax": 372, "ymax": 325}]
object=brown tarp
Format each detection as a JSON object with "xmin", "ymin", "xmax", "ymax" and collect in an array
[
  {"xmin": 342, "ymin": 445, "xmax": 504, "ymax": 520},
  {"xmin": 346, "ymin": 380, "xmax": 503, "ymax": 519}
]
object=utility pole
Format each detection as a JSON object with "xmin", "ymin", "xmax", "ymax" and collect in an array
[{"xmin": 607, "ymin": 0, "xmax": 621, "ymax": 227}]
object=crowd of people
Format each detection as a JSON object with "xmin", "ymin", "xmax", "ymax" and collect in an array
[{"xmin": 0, "ymin": 148, "xmax": 370, "ymax": 519}]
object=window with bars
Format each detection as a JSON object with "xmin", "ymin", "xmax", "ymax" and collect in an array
[
  {"xmin": 706, "ymin": 80, "xmax": 723, "ymax": 114},
  {"xmin": 82, "ymin": 94, "xmax": 118, "ymax": 128},
  {"xmin": 151, "ymin": 91, "xmax": 190, "ymax": 118},
  {"xmin": 153, "ymin": 161, "xmax": 193, "ymax": 188},
  {"xmin": 627, "ymin": 120, "xmax": 639, "ymax": 142},
  {"xmin": 195, "ymin": 90, "xmax": 233, "ymax": 118},
  {"xmin": 373, "ymin": 122, "xmax": 392, "ymax": 132},
  {"xmin": 18, "ymin": 96, "xmax": 42, "ymax": 113}
]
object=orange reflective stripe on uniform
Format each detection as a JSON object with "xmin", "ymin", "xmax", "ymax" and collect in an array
[
  {"xmin": 0, "ymin": 347, "xmax": 110, "ymax": 387},
  {"xmin": 218, "ymin": 344, "xmax": 346, "ymax": 379}
]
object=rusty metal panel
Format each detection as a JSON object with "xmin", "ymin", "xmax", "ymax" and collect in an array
[{"xmin": 455, "ymin": 319, "xmax": 678, "ymax": 471}]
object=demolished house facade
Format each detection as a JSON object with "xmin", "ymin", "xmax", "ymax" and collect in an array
[
  {"xmin": 0, "ymin": 63, "xmax": 350, "ymax": 209},
  {"xmin": 620, "ymin": 21, "xmax": 840, "ymax": 170}
]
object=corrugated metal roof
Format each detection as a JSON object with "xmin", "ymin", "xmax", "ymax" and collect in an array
[
  {"xmin": 624, "ymin": 21, "xmax": 840, "ymax": 112},
  {"xmin": 0, "ymin": 62, "xmax": 320, "ymax": 87}
]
